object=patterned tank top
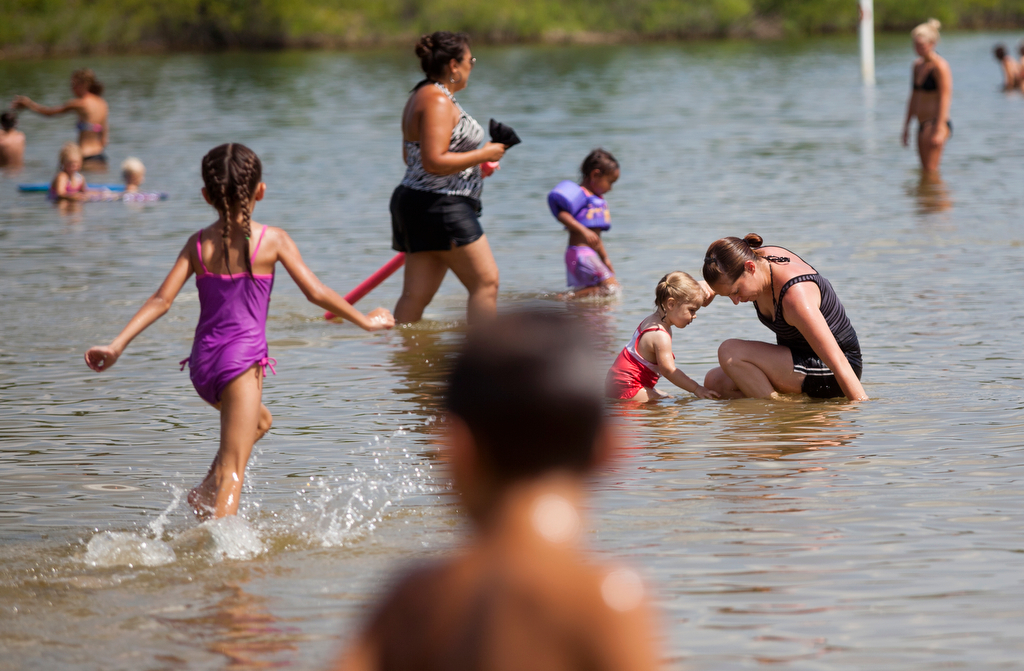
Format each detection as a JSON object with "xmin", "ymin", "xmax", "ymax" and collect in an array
[{"xmin": 400, "ymin": 82, "xmax": 485, "ymax": 200}]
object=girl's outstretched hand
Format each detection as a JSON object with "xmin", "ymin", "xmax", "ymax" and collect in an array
[
  {"xmin": 364, "ymin": 307, "xmax": 396, "ymax": 331},
  {"xmin": 85, "ymin": 345, "xmax": 120, "ymax": 372}
]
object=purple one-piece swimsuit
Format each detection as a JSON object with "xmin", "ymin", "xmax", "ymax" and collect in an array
[{"xmin": 180, "ymin": 227, "xmax": 276, "ymax": 405}]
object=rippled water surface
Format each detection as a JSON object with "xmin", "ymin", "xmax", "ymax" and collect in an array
[{"xmin": 1, "ymin": 33, "xmax": 1023, "ymax": 670}]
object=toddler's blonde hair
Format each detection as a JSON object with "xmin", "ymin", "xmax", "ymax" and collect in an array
[
  {"xmin": 654, "ymin": 271, "xmax": 702, "ymax": 312},
  {"xmin": 911, "ymin": 18, "xmax": 941, "ymax": 45},
  {"xmin": 121, "ymin": 156, "xmax": 145, "ymax": 180},
  {"xmin": 59, "ymin": 142, "xmax": 82, "ymax": 165}
]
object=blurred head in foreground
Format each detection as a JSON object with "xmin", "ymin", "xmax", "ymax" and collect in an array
[{"xmin": 333, "ymin": 309, "xmax": 659, "ymax": 671}]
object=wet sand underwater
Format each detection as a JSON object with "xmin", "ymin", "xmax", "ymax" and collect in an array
[{"xmin": 2, "ymin": 33, "xmax": 1024, "ymax": 669}]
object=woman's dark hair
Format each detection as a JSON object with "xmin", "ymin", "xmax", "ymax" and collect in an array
[
  {"xmin": 415, "ymin": 31, "xmax": 470, "ymax": 81},
  {"xmin": 71, "ymin": 68, "xmax": 103, "ymax": 96},
  {"xmin": 702, "ymin": 233, "xmax": 764, "ymax": 286},
  {"xmin": 201, "ymin": 143, "xmax": 263, "ymax": 278},
  {"xmin": 994, "ymin": 44, "xmax": 1008, "ymax": 60},
  {"xmin": 580, "ymin": 148, "xmax": 619, "ymax": 180},
  {"xmin": 446, "ymin": 310, "xmax": 605, "ymax": 484},
  {"xmin": 0, "ymin": 111, "xmax": 16, "ymax": 131}
]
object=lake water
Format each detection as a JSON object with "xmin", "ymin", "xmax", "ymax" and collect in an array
[{"xmin": 1, "ymin": 32, "xmax": 1023, "ymax": 670}]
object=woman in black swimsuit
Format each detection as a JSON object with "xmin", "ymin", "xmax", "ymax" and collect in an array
[
  {"xmin": 701, "ymin": 234, "xmax": 868, "ymax": 402},
  {"xmin": 901, "ymin": 19, "xmax": 952, "ymax": 173}
]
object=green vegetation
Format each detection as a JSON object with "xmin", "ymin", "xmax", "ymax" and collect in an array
[{"xmin": 3, "ymin": 0, "xmax": 1024, "ymax": 56}]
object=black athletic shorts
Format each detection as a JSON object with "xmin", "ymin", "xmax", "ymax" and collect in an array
[
  {"xmin": 390, "ymin": 185, "xmax": 483, "ymax": 253},
  {"xmin": 792, "ymin": 348, "xmax": 863, "ymax": 399}
]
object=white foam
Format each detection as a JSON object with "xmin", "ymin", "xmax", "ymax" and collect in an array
[
  {"xmin": 201, "ymin": 515, "xmax": 266, "ymax": 561},
  {"xmin": 82, "ymin": 532, "xmax": 176, "ymax": 568}
]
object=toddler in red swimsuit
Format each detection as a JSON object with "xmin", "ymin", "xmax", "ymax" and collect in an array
[{"xmin": 606, "ymin": 272, "xmax": 720, "ymax": 402}]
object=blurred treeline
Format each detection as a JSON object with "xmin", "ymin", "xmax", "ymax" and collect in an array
[{"xmin": 3, "ymin": 0, "xmax": 1024, "ymax": 55}]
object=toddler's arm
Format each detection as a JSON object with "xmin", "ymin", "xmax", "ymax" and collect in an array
[
  {"xmin": 85, "ymin": 243, "xmax": 194, "ymax": 372},
  {"xmin": 276, "ymin": 230, "xmax": 395, "ymax": 331},
  {"xmin": 646, "ymin": 330, "xmax": 720, "ymax": 399}
]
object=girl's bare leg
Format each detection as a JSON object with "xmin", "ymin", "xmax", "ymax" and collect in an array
[
  {"xmin": 712, "ymin": 339, "xmax": 805, "ymax": 399},
  {"xmin": 394, "ymin": 252, "xmax": 449, "ymax": 324},
  {"xmin": 442, "ymin": 235, "xmax": 499, "ymax": 324},
  {"xmin": 567, "ymin": 278, "xmax": 619, "ymax": 299},
  {"xmin": 188, "ymin": 365, "xmax": 271, "ymax": 519}
]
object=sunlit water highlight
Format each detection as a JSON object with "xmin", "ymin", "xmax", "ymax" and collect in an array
[{"xmin": 1, "ymin": 33, "xmax": 1023, "ymax": 670}]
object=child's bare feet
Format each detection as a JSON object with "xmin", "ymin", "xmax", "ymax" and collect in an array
[{"xmin": 187, "ymin": 479, "xmax": 216, "ymax": 520}]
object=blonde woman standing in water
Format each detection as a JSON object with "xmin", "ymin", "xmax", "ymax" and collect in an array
[{"xmin": 901, "ymin": 19, "xmax": 952, "ymax": 173}]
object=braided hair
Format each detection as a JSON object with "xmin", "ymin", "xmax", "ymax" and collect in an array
[{"xmin": 200, "ymin": 143, "xmax": 262, "ymax": 278}]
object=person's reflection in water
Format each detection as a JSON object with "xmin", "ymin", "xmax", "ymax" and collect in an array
[
  {"xmin": 710, "ymin": 401, "xmax": 862, "ymax": 461},
  {"xmin": 388, "ymin": 327, "xmax": 462, "ymax": 435},
  {"xmin": 159, "ymin": 582, "xmax": 302, "ymax": 669},
  {"xmin": 910, "ymin": 171, "xmax": 953, "ymax": 215}
]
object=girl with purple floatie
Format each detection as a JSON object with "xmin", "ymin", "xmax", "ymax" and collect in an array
[
  {"xmin": 85, "ymin": 143, "xmax": 394, "ymax": 520},
  {"xmin": 547, "ymin": 149, "xmax": 621, "ymax": 298}
]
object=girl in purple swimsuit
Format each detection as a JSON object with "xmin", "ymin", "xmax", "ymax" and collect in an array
[{"xmin": 85, "ymin": 143, "xmax": 395, "ymax": 519}]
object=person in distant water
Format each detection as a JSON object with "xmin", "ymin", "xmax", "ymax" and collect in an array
[
  {"xmin": 12, "ymin": 68, "xmax": 109, "ymax": 168},
  {"xmin": 901, "ymin": 19, "xmax": 952, "ymax": 174},
  {"xmin": 607, "ymin": 272, "xmax": 719, "ymax": 402},
  {"xmin": 993, "ymin": 45, "xmax": 1020, "ymax": 90},
  {"xmin": 121, "ymin": 156, "xmax": 145, "ymax": 193},
  {"xmin": 333, "ymin": 310, "xmax": 661, "ymax": 671},
  {"xmin": 548, "ymin": 148, "xmax": 621, "ymax": 298},
  {"xmin": 85, "ymin": 143, "xmax": 395, "ymax": 520},
  {"xmin": 0, "ymin": 111, "xmax": 26, "ymax": 168},
  {"xmin": 391, "ymin": 31, "xmax": 508, "ymax": 324},
  {"xmin": 50, "ymin": 142, "xmax": 88, "ymax": 201},
  {"xmin": 701, "ymin": 234, "xmax": 868, "ymax": 402},
  {"xmin": 1018, "ymin": 43, "xmax": 1024, "ymax": 84}
]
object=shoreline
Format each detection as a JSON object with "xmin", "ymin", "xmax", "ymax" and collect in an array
[{"xmin": 4, "ymin": 15, "xmax": 1024, "ymax": 61}]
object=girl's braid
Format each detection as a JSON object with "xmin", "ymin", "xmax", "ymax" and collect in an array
[
  {"xmin": 219, "ymin": 144, "xmax": 235, "ymax": 275},
  {"xmin": 234, "ymin": 156, "xmax": 257, "ymax": 278}
]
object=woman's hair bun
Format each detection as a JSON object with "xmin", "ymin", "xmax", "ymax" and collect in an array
[
  {"xmin": 415, "ymin": 34, "xmax": 434, "ymax": 59},
  {"xmin": 743, "ymin": 233, "xmax": 764, "ymax": 249},
  {"xmin": 928, "ymin": 18, "xmax": 941, "ymax": 30}
]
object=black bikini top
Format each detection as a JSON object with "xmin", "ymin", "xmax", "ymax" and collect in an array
[{"xmin": 914, "ymin": 69, "xmax": 938, "ymax": 91}]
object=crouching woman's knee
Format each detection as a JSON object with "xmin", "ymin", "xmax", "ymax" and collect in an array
[{"xmin": 717, "ymin": 339, "xmax": 746, "ymax": 369}]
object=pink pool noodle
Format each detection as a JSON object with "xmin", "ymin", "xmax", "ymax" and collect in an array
[{"xmin": 324, "ymin": 252, "xmax": 406, "ymax": 320}]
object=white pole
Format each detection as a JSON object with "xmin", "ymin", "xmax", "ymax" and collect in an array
[{"xmin": 859, "ymin": 0, "xmax": 876, "ymax": 85}]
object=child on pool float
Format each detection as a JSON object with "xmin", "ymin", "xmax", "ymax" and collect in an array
[
  {"xmin": 85, "ymin": 143, "xmax": 394, "ymax": 519},
  {"xmin": 49, "ymin": 142, "xmax": 88, "ymax": 201},
  {"xmin": 333, "ymin": 310, "xmax": 660, "ymax": 671},
  {"xmin": 548, "ymin": 148, "xmax": 621, "ymax": 298},
  {"xmin": 607, "ymin": 271, "xmax": 720, "ymax": 402}
]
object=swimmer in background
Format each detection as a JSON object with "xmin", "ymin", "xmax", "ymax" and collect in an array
[
  {"xmin": 12, "ymin": 68, "xmax": 109, "ymax": 168},
  {"xmin": 549, "ymin": 149, "xmax": 621, "ymax": 298},
  {"xmin": 333, "ymin": 311, "xmax": 660, "ymax": 671},
  {"xmin": 121, "ymin": 156, "xmax": 145, "ymax": 193},
  {"xmin": 607, "ymin": 272, "xmax": 719, "ymax": 402},
  {"xmin": 901, "ymin": 19, "xmax": 952, "ymax": 174},
  {"xmin": 0, "ymin": 111, "xmax": 26, "ymax": 168},
  {"xmin": 85, "ymin": 143, "xmax": 395, "ymax": 519},
  {"xmin": 993, "ymin": 45, "xmax": 1020, "ymax": 90},
  {"xmin": 50, "ymin": 142, "xmax": 88, "ymax": 201}
]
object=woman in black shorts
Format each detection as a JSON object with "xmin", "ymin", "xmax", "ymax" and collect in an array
[
  {"xmin": 701, "ymin": 234, "xmax": 868, "ymax": 401},
  {"xmin": 391, "ymin": 31, "xmax": 507, "ymax": 323}
]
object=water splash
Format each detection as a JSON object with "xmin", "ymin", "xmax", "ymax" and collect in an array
[{"xmin": 82, "ymin": 532, "xmax": 176, "ymax": 568}]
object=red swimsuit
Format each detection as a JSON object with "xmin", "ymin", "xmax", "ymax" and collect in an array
[{"xmin": 606, "ymin": 323, "xmax": 671, "ymax": 399}]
